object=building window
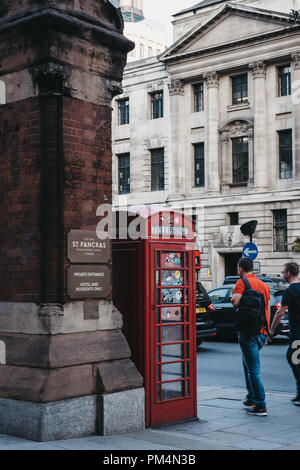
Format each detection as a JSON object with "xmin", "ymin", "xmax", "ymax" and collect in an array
[
  {"xmin": 232, "ymin": 136, "xmax": 249, "ymax": 183},
  {"xmin": 194, "ymin": 143, "xmax": 205, "ymax": 187},
  {"xmin": 273, "ymin": 209, "xmax": 288, "ymax": 252},
  {"xmin": 232, "ymin": 74, "xmax": 248, "ymax": 105},
  {"xmin": 139, "ymin": 43, "xmax": 144, "ymax": 58},
  {"xmin": 118, "ymin": 98, "xmax": 129, "ymax": 125},
  {"xmin": 278, "ymin": 129, "xmax": 293, "ymax": 179},
  {"xmin": 278, "ymin": 65, "xmax": 291, "ymax": 97},
  {"xmin": 118, "ymin": 153, "xmax": 130, "ymax": 194},
  {"xmin": 148, "ymin": 46, "xmax": 153, "ymax": 57},
  {"xmin": 151, "ymin": 148, "xmax": 164, "ymax": 191},
  {"xmin": 150, "ymin": 91, "xmax": 163, "ymax": 119},
  {"xmin": 193, "ymin": 83, "xmax": 204, "ymax": 112},
  {"xmin": 228, "ymin": 212, "xmax": 239, "ymax": 225}
]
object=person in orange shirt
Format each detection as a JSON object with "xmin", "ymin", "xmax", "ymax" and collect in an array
[{"xmin": 232, "ymin": 257, "xmax": 271, "ymax": 416}]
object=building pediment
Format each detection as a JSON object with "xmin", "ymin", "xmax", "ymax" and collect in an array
[{"xmin": 160, "ymin": 3, "xmax": 294, "ymax": 61}]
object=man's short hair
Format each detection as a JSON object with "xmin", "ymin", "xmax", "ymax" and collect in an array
[
  {"xmin": 238, "ymin": 257, "xmax": 253, "ymax": 273},
  {"xmin": 284, "ymin": 262, "xmax": 299, "ymax": 277}
]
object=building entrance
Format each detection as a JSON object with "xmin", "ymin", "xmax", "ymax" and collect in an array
[{"xmin": 224, "ymin": 253, "xmax": 242, "ymax": 277}]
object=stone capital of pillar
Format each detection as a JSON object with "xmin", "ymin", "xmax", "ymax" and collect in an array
[
  {"xmin": 291, "ymin": 51, "xmax": 300, "ymax": 70},
  {"xmin": 105, "ymin": 79, "xmax": 124, "ymax": 98},
  {"xmin": 249, "ymin": 61, "xmax": 267, "ymax": 78},
  {"xmin": 203, "ymin": 71, "xmax": 219, "ymax": 88},
  {"xmin": 168, "ymin": 79, "xmax": 184, "ymax": 96},
  {"xmin": 220, "ymin": 131, "xmax": 230, "ymax": 143},
  {"xmin": 31, "ymin": 62, "xmax": 67, "ymax": 95}
]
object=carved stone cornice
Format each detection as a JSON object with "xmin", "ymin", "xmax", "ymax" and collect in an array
[
  {"xmin": 203, "ymin": 71, "xmax": 219, "ymax": 88},
  {"xmin": 220, "ymin": 120, "xmax": 254, "ymax": 139},
  {"xmin": 291, "ymin": 51, "xmax": 300, "ymax": 70},
  {"xmin": 168, "ymin": 79, "xmax": 184, "ymax": 96},
  {"xmin": 106, "ymin": 79, "xmax": 124, "ymax": 98},
  {"xmin": 31, "ymin": 62, "xmax": 66, "ymax": 95},
  {"xmin": 249, "ymin": 60, "xmax": 267, "ymax": 78}
]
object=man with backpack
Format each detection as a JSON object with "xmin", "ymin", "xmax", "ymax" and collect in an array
[
  {"xmin": 268, "ymin": 262, "xmax": 300, "ymax": 406},
  {"xmin": 231, "ymin": 257, "xmax": 271, "ymax": 416}
]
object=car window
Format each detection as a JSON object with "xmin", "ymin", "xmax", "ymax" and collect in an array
[
  {"xmin": 209, "ymin": 288, "xmax": 229, "ymax": 303},
  {"xmin": 223, "ymin": 277, "xmax": 239, "ymax": 285},
  {"xmin": 196, "ymin": 282, "xmax": 211, "ymax": 306},
  {"xmin": 263, "ymin": 281, "xmax": 274, "ymax": 288}
]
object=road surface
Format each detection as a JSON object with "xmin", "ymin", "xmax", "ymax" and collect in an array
[{"xmin": 197, "ymin": 337, "xmax": 296, "ymax": 394}]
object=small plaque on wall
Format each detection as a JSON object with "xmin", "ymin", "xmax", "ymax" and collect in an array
[
  {"xmin": 68, "ymin": 230, "xmax": 110, "ymax": 263},
  {"xmin": 67, "ymin": 265, "xmax": 111, "ymax": 299}
]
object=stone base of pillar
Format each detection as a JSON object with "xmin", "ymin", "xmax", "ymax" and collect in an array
[
  {"xmin": 167, "ymin": 192, "xmax": 186, "ymax": 203},
  {"xmin": 252, "ymin": 185, "xmax": 270, "ymax": 192},
  {"xmin": 220, "ymin": 183, "xmax": 231, "ymax": 192},
  {"xmin": 98, "ymin": 388, "xmax": 145, "ymax": 436},
  {"xmin": 0, "ymin": 389, "xmax": 145, "ymax": 442},
  {"xmin": 206, "ymin": 189, "xmax": 220, "ymax": 196}
]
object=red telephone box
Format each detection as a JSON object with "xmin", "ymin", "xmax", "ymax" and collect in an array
[{"xmin": 112, "ymin": 208, "xmax": 197, "ymax": 427}]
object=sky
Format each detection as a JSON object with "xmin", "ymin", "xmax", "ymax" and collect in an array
[{"xmin": 143, "ymin": 0, "xmax": 198, "ymax": 40}]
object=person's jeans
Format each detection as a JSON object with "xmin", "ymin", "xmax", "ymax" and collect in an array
[
  {"xmin": 238, "ymin": 332, "xmax": 267, "ymax": 408},
  {"xmin": 286, "ymin": 326, "xmax": 300, "ymax": 392}
]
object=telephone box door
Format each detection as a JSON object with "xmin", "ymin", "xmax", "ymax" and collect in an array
[{"xmin": 148, "ymin": 244, "xmax": 197, "ymax": 426}]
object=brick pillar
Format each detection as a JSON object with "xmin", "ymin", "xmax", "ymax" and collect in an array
[{"xmin": 0, "ymin": 0, "xmax": 144, "ymax": 441}]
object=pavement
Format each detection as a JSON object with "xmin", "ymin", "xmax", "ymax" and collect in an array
[{"xmin": 0, "ymin": 385, "xmax": 300, "ymax": 451}]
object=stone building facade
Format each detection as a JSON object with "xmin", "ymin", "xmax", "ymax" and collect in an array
[{"xmin": 112, "ymin": 0, "xmax": 300, "ymax": 290}]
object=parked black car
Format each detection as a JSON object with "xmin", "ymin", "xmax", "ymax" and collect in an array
[
  {"xmin": 223, "ymin": 275, "xmax": 288, "ymax": 290},
  {"xmin": 208, "ymin": 284, "xmax": 289, "ymax": 339},
  {"xmin": 196, "ymin": 281, "xmax": 217, "ymax": 348}
]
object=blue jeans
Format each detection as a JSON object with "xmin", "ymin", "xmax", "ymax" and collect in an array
[{"xmin": 238, "ymin": 332, "xmax": 267, "ymax": 408}]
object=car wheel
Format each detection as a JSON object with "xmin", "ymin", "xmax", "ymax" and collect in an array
[{"xmin": 196, "ymin": 339, "xmax": 203, "ymax": 348}]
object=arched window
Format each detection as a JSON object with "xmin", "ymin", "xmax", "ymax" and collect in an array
[
  {"xmin": 0, "ymin": 80, "xmax": 6, "ymax": 104},
  {"xmin": 220, "ymin": 119, "xmax": 254, "ymax": 186}
]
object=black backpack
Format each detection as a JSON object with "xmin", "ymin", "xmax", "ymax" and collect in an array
[{"xmin": 236, "ymin": 278, "xmax": 269, "ymax": 335}]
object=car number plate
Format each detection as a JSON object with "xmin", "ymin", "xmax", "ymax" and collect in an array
[{"xmin": 196, "ymin": 307, "xmax": 206, "ymax": 313}]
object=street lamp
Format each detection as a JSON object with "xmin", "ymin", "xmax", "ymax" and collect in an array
[{"xmin": 240, "ymin": 220, "xmax": 257, "ymax": 243}]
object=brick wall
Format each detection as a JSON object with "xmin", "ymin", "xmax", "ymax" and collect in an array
[
  {"xmin": 0, "ymin": 98, "xmax": 41, "ymax": 302},
  {"xmin": 0, "ymin": 96, "xmax": 112, "ymax": 303}
]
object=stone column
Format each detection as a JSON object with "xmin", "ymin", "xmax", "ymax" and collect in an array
[
  {"xmin": 248, "ymin": 131, "xmax": 254, "ymax": 188},
  {"xmin": 249, "ymin": 61, "xmax": 269, "ymax": 189},
  {"xmin": 167, "ymin": 79, "xmax": 185, "ymax": 199},
  {"xmin": 291, "ymin": 51, "xmax": 300, "ymax": 182},
  {"xmin": 203, "ymin": 72, "xmax": 220, "ymax": 192},
  {"xmin": 0, "ymin": 0, "xmax": 144, "ymax": 441},
  {"xmin": 220, "ymin": 131, "xmax": 230, "ymax": 189}
]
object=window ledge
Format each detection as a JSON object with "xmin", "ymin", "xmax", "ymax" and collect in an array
[
  {"xmin": 227, "ymin": 102, "xmax": 250, "ymax": 112},
  {"xmin": 228, "ymin": 182, "xmax": 248, "ymax": 187}
]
